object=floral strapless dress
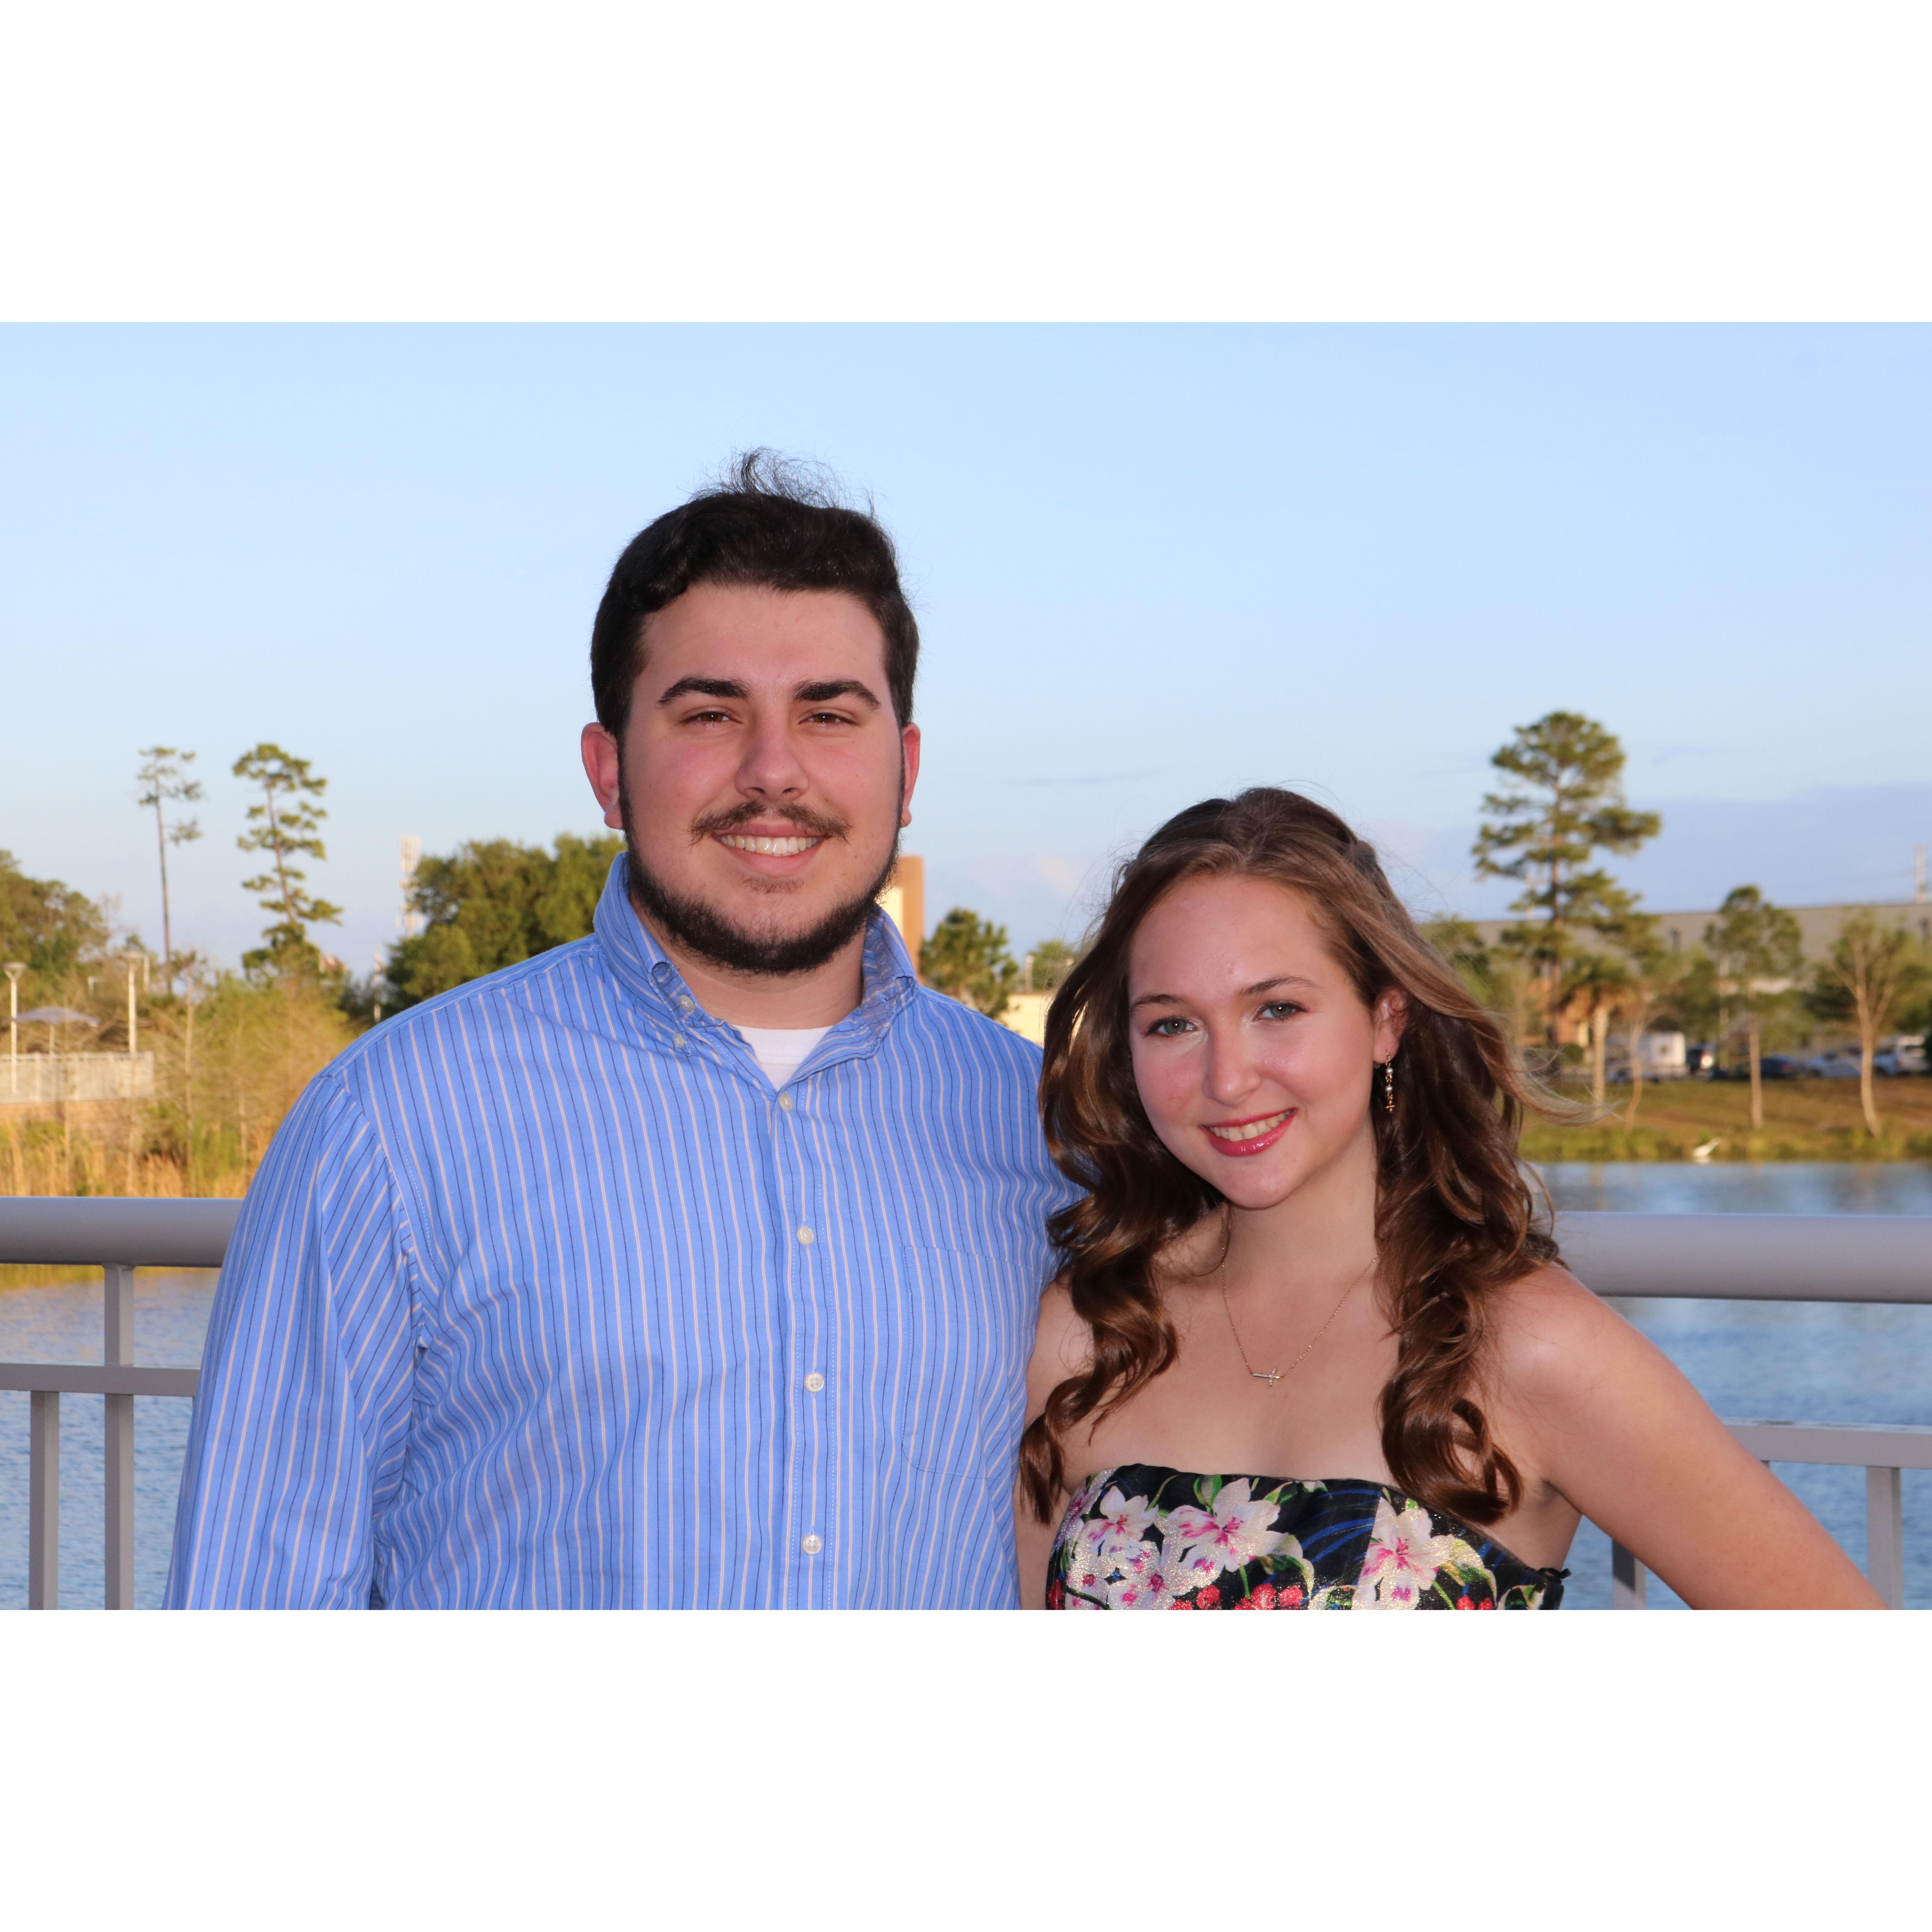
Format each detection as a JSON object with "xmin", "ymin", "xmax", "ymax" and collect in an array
[{"xmin": 1047, "ymin": 1464, "xmax": 1566, "ymax": 1610}]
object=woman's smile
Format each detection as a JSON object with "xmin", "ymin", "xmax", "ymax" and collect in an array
[{"xmin": 1201, "ymin": 1108, "xmax": 1296, "ymax": 1155}]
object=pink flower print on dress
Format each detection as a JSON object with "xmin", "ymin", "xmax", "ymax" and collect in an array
[
  {"xmin": 1354, "ymin": 1494, "xmax": 1460, "ymax": 1609},
  {"xmin": 1164, "ymin": 1479, "xmax": 1286, "ymax": 1581},
  {"xmin": 1086, "ymin": 1485, "xmax": 1158, "ymax": 1566},
  {"xmin": 1105, "ymin": 1539, "xmax": 1176, "ymax": 1610}
]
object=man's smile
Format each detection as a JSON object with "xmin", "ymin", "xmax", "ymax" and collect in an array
[{"xmin": 715, "ymin": 833, "xmax": 825, "ymax": 856}]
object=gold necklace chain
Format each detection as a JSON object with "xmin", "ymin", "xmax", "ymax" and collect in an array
[{"xmin": 1216, "ymin": 1230, "xmax": 1373, "ymax": 1389}]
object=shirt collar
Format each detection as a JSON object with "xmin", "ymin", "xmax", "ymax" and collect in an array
[{"xmin": 591, "ymin": 854, "xmax": 919, "ymax": 1046}]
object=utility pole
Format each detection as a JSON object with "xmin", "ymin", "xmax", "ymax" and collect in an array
[
  {"xmin": 121, "ymin": 950, "xmax": 144, "ymax": 1097},
  {"xmin": 5, "ymin": 962, "xmax": 23, "ymax": 1099},
  {"xmin": 398, "ymin": 836, "xmax": 423, "ymax": 940}
]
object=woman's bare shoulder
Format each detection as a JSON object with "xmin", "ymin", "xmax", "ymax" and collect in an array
[
  {"xmin": 1030, "ymin": 1279, "xmax": 1092, "ymax": 1385},
  {"xmin": 1483, "ymin": 1260, "xmax": 1639, "ymax": 1406}
]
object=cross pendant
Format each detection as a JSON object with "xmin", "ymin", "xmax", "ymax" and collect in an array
[{"xmin": 1252, "ymin": 1369, "xmax": 1283, "ymax": 1385}]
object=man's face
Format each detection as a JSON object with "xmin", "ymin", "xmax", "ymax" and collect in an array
[{"xmin": 581, "ymin": 582, "xmax": 920, "ymax": 977}]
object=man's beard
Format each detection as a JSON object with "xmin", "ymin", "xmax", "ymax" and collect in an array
[{"xmin": 619, "ymin": 774, "xmax": 902, "ymax": 979}]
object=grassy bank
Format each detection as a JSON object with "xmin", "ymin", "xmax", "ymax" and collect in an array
[{"xmin": 1521, "ymin": 1075, "xmax": 1932, "ymax": 1162}]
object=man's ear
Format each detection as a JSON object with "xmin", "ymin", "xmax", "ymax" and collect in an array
[
  {"xmin": 582, "ymin": 723, "xmax": 624, "ymax": 831},
  {"xmin": 899, "ymin": 723, "xmax": 922, "ymax": 827}
]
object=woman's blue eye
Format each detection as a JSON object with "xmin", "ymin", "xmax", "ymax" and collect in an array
[
  {"xmin": 1147, "ymin": 1017, "xmax": 1192, "ymax": 1037},
  {"xmin": 1259, "ymin": 1000, "xmax": 1302, "ymax": 1020}
]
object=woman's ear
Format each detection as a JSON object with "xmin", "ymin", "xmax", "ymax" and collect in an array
[{"xmin": 1374, "ymin": 990, "xmax": 1409, "ymax": 1062}]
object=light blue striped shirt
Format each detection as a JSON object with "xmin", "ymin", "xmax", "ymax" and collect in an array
[{"xmin": 166, "ymin": 858, "xmax": 1075, "ymax": 1609}]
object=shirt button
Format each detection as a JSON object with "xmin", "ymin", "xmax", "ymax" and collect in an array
[
  {"xmin": 804, "ymin": 1372, "xmax": 824, "ymax": 1393},
  {"xmin": 801, "ymin": 1534, "xmax": 823, "ymax": 1556},
  {"xmin": 777, "ymin": 1092, "xmax": 794, "ymax": 1112},
  {"xmin": 671, "ymin": 1034, "xmax": 684, "ymax": 1049},
  {"xmin": 796, "ymin": 1226, "xmax": 814, "ymax": 1245}
]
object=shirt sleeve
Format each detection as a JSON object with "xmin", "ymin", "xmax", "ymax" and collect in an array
[{"xmin": 165, "ymin": 1068, "xmax": 420, "ymax": 1608}]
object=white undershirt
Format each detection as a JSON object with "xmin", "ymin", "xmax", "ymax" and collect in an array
[{"xmin": 736, "ymin": 1024, "xmax": 833, "ymax": 1091}]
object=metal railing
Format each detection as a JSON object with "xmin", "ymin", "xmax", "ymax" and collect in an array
[
  {"xmin": 1548, "ymin": 1213, "xmax": 1932, "ymax": 1608},
  {"xmin": 1, "ymin": 1198, "xmax": 236, "ymax": 1608},
  {"xmin": 2, "ymin": 1201, "xmax": 1929, "ymax": 1607}
]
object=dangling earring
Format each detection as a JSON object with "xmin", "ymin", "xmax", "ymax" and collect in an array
[{"xmin": 1383, "ymin": 1056, "xmax": 1396, "ymax": 1115}]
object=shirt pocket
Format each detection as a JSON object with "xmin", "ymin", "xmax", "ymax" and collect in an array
[{"xmin": 888, "ymin": 1239, "xmax": 1020, "ymax": 1480}]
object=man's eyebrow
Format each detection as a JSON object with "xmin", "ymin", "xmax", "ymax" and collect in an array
[
  {"xmin": 795, "ymin": 679, "xmax": 881, "ymax": 710},
  {"xmin": 657, "ymin": 677, "xmax": 749, "ymax": 706}
]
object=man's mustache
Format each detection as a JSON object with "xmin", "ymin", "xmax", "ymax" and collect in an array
[{"xmin": 690, "ymin": 800, "xmax": 851, "ymax": 844}]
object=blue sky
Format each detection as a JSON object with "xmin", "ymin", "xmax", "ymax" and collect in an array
[{"xmin": 2, "ymin": 324, "xmax": 1927, "ymax": 976}]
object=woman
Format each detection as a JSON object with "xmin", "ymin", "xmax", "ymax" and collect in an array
[{"xmin": 1018, "ymin": 789, "xmax": 1879, "ymax": 1610}]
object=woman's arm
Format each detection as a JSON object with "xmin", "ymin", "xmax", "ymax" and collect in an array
[
  {"xmin": 1492, "ymin": 1267, "xmax": 1883, "ymax": 1609},
  {"xmin": 1014, "ymin": 1283, "xmax": 1088, "ymax": 1609}
]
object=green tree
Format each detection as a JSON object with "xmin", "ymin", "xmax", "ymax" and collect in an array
[
  {"xmin": 1662, "ymin": 946, "xmax": 1721, "ymax": 1052},
  {"xmin": 1705, "ymin": 886, "xmax": 1803, "ymax": 1132},
  {"xmin": 1609, "ymin": 926, "xmax": 1685, "ymax": 1128},
  {"xmin": 232, "ymin": 743, "xmax": 342, "ymax": 976},
  {"xmin": 1807, "ymin": 913, "xmax": 1930, "ymax": 1138},
  {"xmin": 0, "ymin": 850, "xmax": 109, "ymax": 994},
  {"xmin": 136, "ymin": 745, "xmax": 203, "ymax": 979},
  {"xmin": 1027, "ymin": 938, "xmax": 1079, "ymax": 990},
  {"xmin": 1420, "ymin": 914, "xmax": 1533, "ymax": 1049},
  {"xmin": 922, "ymin": 906, "xmax": 1020, "ymax": 1019},
  {"xmin": 383, "ymin": 832, "xmax": 624, "ymax": 1007},
  {"xmin": 1472, "ymin": 712, "xmax": 1661, "ymax": 1045},
  {"xmin": 1560, "ymin": 947, "xmax": 1634, "ymax": 1106}
]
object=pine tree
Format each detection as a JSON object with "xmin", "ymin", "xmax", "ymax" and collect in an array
[
  {"xmin": 232, "ymin": 743, "xmax": 342, "ymax": 976},
  {"xmin": 136, "ymin": 746, "xmax": 203, "ymax": 978},
  {"xmin": 1473, "ymin": 711, "xmax": 1660, "ymax": 1045},
  {"xmin": 922, "ymin": 907, "xmax": 1020, "ymax": 1020}
]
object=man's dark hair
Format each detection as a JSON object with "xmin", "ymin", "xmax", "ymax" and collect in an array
[{"xmin": 590, "ymin": 451, "xmax": 919, "ymax": 741}]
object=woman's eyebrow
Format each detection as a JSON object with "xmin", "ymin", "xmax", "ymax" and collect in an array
[
  {"xmin": 1130, "ymin": 972, "xmax": 1322, "ymax": 1012},
  {"xmin": 1240, "ymin": 974, "xmax": 1320, "ymax": 997}
]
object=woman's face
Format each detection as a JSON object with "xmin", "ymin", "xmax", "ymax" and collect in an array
[{"xmin": 1126, "ymin": 874, "xmax": 1404, "ymax": 1211}]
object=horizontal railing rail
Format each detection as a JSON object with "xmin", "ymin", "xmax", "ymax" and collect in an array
[
  {"xmin": 2, "ymin": 1198, "xmax": 235, "ymax": 1608},
  {"xmin": 2, "ymin": 1201, "xmax": 1928, "ymax": 1608}
]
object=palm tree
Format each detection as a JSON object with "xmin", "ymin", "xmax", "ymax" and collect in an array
[{"xmin": 1561, "ymin": 949, "xmax": 1634, "ymax": 1107}]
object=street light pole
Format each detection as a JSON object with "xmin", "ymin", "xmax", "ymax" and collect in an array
[
  {"xmin": 5, "ymin": 963, "xmax": 24, "ymax": 1099},
  {"xmin": 121, "ymin": 950, "xmax": 143, "ymax": 1097}
]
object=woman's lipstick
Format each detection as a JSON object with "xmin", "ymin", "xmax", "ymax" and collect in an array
[{"xmin": 1201, "ymin": 1108, "xmax": 1295, "ymax": 1157}]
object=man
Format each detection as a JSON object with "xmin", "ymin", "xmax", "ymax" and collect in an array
[{"xmin": 166, "ymin": 456, "xmax": 1074, "ymax": 1608}]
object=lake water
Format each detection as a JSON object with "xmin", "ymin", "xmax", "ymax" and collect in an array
[{"xmin": 5, "ymin": 1161, "xmax": 1931, "ymax": 1609}]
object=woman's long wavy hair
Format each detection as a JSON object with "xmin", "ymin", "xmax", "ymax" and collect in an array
[{"xmin": 1022, "ymin": 786, "xmax": 1567, "ymax": 1528}]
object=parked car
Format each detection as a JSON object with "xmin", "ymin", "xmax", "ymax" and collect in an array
[
  {"xmin": 1805, "ymin": 1051, "xmax": 1861, "ymax": 1078},
  {"xmin": 1685, "ymin": 1043, "xmax": 1719, "ymax": 1076},
  {"xmin": 1758, "ymin": 1054, "xmax": 1802, "ymax": 1080},
  {"xmin": 1874, "ymin": 1036, "xmax": 1927, "ymax": 1077}
]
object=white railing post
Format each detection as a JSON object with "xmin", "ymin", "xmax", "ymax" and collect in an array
[
  {"xmin": 28, "ymin": 1389, "xmax": 60, "ymax": 1608},
  {"xmin": 1611, "ymin": 1541, "xmax": 1648, "ymax": 1608},
  {"xmin": 103, "ymin": 1263, "xmax": 136, "ymax": 1610},
  {"xmin": 1867, "ymin": 1466, "xmax": 1905, "ymax": 1610}
]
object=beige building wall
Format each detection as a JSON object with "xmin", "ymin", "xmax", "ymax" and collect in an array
[
  {"xmin": 999, "ymin": 989, "xmax": 1052, "ymax": 1048},
  {"xmin": 876, "ymin": 855, "xmax": 924, "ymax": 974}
]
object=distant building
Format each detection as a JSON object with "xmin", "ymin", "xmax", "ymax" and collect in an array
[
  {"xmin": 1466, "ymin": 900, "xmax": 1932, "ymax": 967},
  {"xmin": 876, "ymin": 855, "xmax": 924, "ymax": 976},
  {"xmin": 999, "ymin": 990, "xmax": 1051, "ymax": 1047}
]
